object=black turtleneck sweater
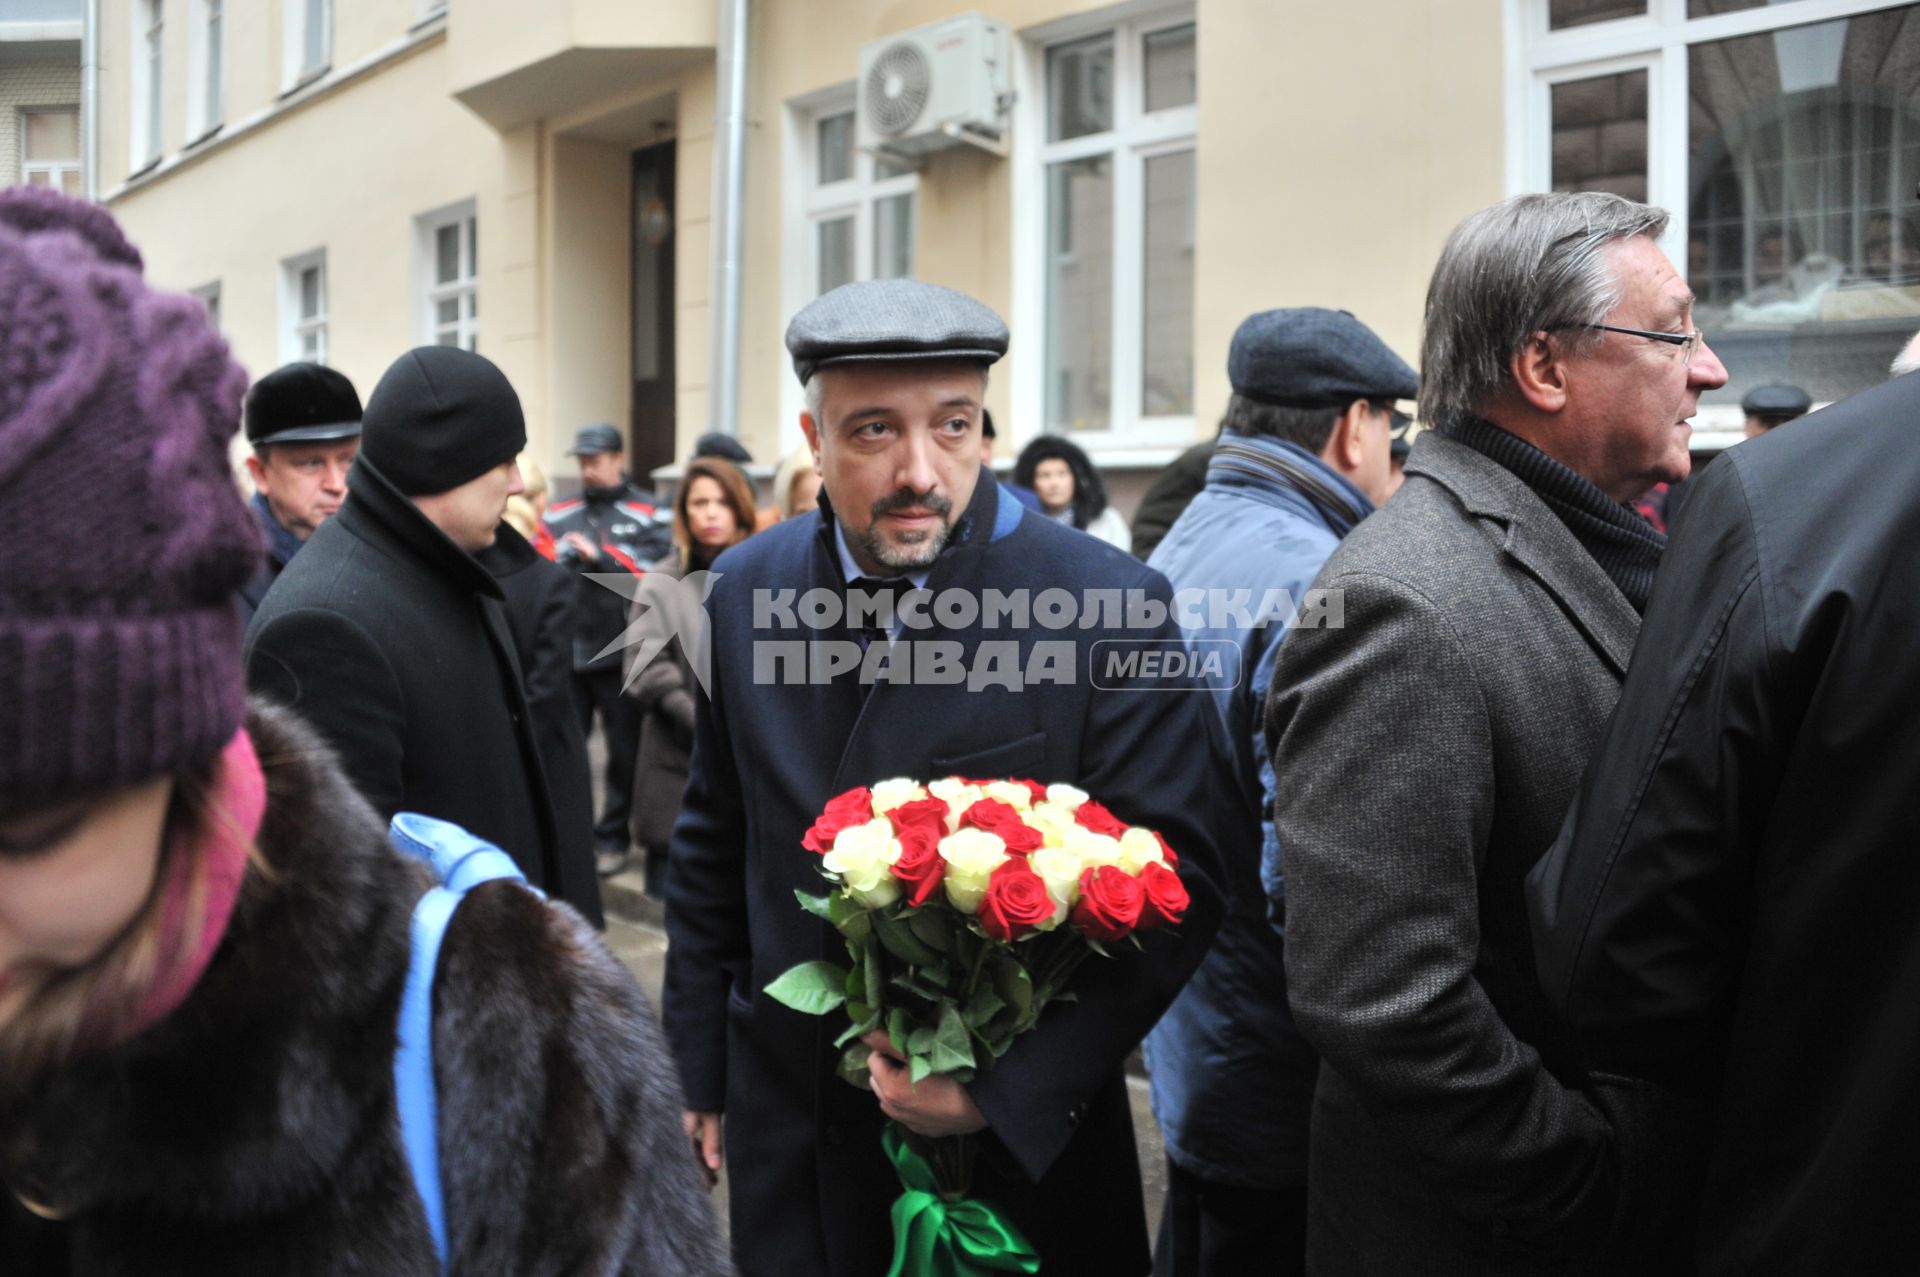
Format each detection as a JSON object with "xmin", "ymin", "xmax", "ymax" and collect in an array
[{"xmin": 1443, "ymin": 416, "xmax": 1666, "ymax": 613}]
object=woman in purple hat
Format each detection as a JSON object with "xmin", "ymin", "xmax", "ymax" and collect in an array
[{"xmin": 0, "ymin": 188, "xmax": 729, "ymax": 1275}]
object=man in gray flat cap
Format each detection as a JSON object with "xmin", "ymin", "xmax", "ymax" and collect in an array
[
  {"xmin": 1266, "ymin": 192, "xmax": 1727, "ymax": 1273},
  {"xmin": 662, "ymin": 278, "xmax": 1231, "ymax": 1276},
  {"xmin": 1143, "ymin": 307, "xmax": 1415, "ymax": 1277}
]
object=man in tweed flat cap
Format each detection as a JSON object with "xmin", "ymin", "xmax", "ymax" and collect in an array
[
  {"xmin": 663, "ymin": 278, "xmax": 1232, "ymax": 1275},
  {"xmin": 1265, "ymin": 192, "xmax": 1727, "ymax": 1273}
]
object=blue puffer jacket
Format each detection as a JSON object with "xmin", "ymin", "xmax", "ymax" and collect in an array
[{"xmin": 1142, "ymin": 433, "xmax": 1373, "ymax": 1189}]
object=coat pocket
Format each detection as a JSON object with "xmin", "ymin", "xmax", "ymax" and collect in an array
[{"xmin": 930, "ymin": 729, "xmax": 1049, "ymax": 782}]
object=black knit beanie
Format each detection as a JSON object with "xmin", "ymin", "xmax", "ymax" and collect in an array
[{"xmin": 358, "ymin": 347, "xmax": 527, "ymax": 496}]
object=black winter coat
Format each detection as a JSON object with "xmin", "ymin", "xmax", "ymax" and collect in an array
[
  {"xmin": 1529, "ymin": 370, "xmax": 1920, "ymax": 1275},
  {"xmin": 244, "ymin": 458, "xmax": 600, "ymax": 918},
  {"xmin": 483, "ymin": 528, "xmax": 602, "ymax": 928},
  {"xmin": 663, "ymin": 472, "xmax": 1232, "ymax": 1277},
  {"xmin": 0, "ymin": 701, "xmax": 731, "ymax": 1276}
]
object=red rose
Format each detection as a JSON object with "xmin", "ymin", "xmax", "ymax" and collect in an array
[
  {"xmin": 979, "ymin": 861, "xmax": 1056, "ymax": 941},
  {"xmin": 1019, "ymin": 779, "xmax": 1049, "ymax": 806},
  {"xmin": 1074, "ymin": 800, "xmax": 1130, "ymax": 839},
  {"xmin": 888, "ymin": 796, "xmax": 950, "ymax": 835},
  {"xmin": 1070, "ymin": 865, "xmax": 1146, "ymax": 942},
  {"xmin": 961, "ymin": 799, "xmax": 1043, "ymax": 855},
  {"xmin": 1136, "ymin": 861, "xmax": 1189, "ymax": 930},
  {"xmin": 1154, "ymin": 831, "xmax": 1180, "ymax": 870},
  {"xmin": 890, "ymin": 824, "xmax": 946, "ymax": 908},
  {"xmin": 802, "ymin": 786, "xmax": 874, "ymax": 855}
]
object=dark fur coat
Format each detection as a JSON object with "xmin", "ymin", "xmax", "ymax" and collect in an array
[{"xmin": 0, "ymin": 701, "xmax": 731, "ymax": 1276}]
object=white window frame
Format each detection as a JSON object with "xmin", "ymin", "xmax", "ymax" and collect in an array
[
  {"xmin": 19, "ymin": 108, "xmax": 82, "ymax": 194},
  {"xmin": 191, "ymin": 281, "xmax": 222, "ymax": 333},
  {"xmin": 1508, "ymin": 0, "xmax": 1918, "ymax": 437},
  {"xmin": 779, "ymin": 86, "xmax": 924, "ymax": 444},
  {"xmin": 281, "ymin": 250, "xmax": 329, "ymax": 365},
  {"xmin": 415, "ymin": 200, "xmax": 479, "ymax": 352},
  {"xmin": 282, "ymin": 0, "xmax": 334, "ymax": 93},
  {"xmin": 187, "ymin": 0, "xmax": 225, "ymax": 142},
  {"xmin": 415, "ymin": 0, "xmax": 448, "ymax": 23},
  {"xmin": 129, "ymin": 0, "xmax": 163, "ymax": 170},
  {"xmin": 1014, "ymin": 3, "xmax": 1198, "ymax": 454}
]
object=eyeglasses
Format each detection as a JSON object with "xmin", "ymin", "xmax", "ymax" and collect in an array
[{"xmin": 1558, "ymin": 323, "xmax": 1704, "ymax": 367}]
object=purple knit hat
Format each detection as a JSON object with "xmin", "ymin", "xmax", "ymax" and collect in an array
[{"xmin": 0, "ymin": 187, "xmax": 259, "ymax": 807}]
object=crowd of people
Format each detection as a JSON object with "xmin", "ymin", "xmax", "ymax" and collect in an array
[{"xmin": 4, "ymin": 174, "xmax": 1920, "ymax": 1277}]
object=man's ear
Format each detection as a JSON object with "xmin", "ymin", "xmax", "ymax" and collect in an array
[
  {"xmin": 800, "ymin": 410, "xmax": 822, "ymax": 462},
  {"xmin": 244, "ymin": 452, "xmax": 269, "ymax": 490},
  {"xmin": 1508, "ymin": 331, "xmax": 1571, "ymax": 413},
  {"xmin": 1322, "ymin": 400, "xmax": 1370, "ymax": 476}
]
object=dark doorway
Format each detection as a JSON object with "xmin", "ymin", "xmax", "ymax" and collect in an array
[{"xmin": 630, "ymin": 140, "xmax": 677, "ymax": 489}]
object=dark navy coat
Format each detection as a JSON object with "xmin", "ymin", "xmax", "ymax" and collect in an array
[{"xmin": 662, "ymin": 469, "xmax": 1231, "ymax": 1276}]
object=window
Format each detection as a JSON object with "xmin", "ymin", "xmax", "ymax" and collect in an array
[
  {"xmin": 282, "ymin": 251, "xmax": 328, "ymax": 363},
  {"xmin": 284, "ymin": 0, "xmax": 333, "ymax": 90},
  {"xmin": 20, "ymin": 109, "xmax": 81, "ymax": 196},
  {"xmin": 188, "ymin": 0, "xmax": 225, "ymax": 140},
  {"xmin": 1520, "ymin": 1, "xmax": 1920, "ymax": 412},
  {"xmin": 417, "ymin": 203, "xmax": 478, "ymax": 352},
  {"xmin": 1031, "ymin": 9, "xmax": 1196, "ymax": 443},
  {"xmin": 191, "ymin": 282, "xmax": 222, "ymax": 333},
  {"xmin": 130, "ymin": 0, "xmax": 163, "ymax": 169},
  {"xmin": 801, "ymin": 100, "xmax": 920, "ymax": 297}
]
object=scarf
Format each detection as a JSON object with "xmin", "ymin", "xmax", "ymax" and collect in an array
[
  {"xmin": 1442, "ymin": 417, "xmax": 1666, "ymax": 613},
  {"xmin": 251, "ymin": 491, "xmax": 308, "ymax": 571}
]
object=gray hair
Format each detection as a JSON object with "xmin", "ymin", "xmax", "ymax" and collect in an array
[
  {"xmin": 1891, "ymin": 326, "xmax": 1920, "ymax": 379},
  {"xmin": 1420, "ymin": 192, "xmax": 1670, "ymax": 429}
]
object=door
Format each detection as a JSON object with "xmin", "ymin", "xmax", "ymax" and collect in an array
[{"xmin": 631, "ymin": 141, "xmax": 677, "ymax": 489}]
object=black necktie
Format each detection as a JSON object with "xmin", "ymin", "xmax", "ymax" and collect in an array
[{"xmin": 847, "ymin": 576, "xmax": 906, "ymax": 652}]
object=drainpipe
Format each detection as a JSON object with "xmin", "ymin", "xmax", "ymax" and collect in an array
[
  {"xmin": 83, "ymin": 0, "xmax": 100, "ymax": 200},
  {"xmin": 706, "ymin": 0, "xmax": 749, "ymax": 439}
]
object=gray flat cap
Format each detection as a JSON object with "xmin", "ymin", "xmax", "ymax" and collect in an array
[
  {"xmin": 786, "ymin": 279, "xmax": 1009, "ymax": 385},
  {"xmin": 1228, "ymin": 307, "xmax": 1418, "ymax": 409},
  {"xmin": 1741, "ymin": 383, "xmax": 1812, "ymax": 419},
  {"xmin": 568, "ymin": 423, "xmax": 624, "ymax": 456}
]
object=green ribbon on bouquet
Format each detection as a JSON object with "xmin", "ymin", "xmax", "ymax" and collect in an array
[{"xmin": 882, "ymin": 1125, "xmax": 1042, "ymax": 1276}]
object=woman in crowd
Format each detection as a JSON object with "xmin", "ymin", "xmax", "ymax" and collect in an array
[
  {"xmin": 503, "ymin": 450, "xmax": 557, "ymax": 558},
  {"xmin": 626, "ymin": 457, "xmax": 758, "ymax": 898},
  {"xmin": 0, "ymin": 187, "xmax": 728, "ymax": 1276},
  {"xmin": 771, "ymin": 443, "xmax": 822, "ymax": 522},
  {"xmin": 1013, "ymin": 434, "xmax": 1131, "ymax": 549}
]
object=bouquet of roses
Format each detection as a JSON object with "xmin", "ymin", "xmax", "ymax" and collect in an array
[{"xmin": 766, "ymin": 775, "xmax": 1190, "ymax": 1276}]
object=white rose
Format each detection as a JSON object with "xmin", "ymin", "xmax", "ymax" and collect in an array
[
  {"xmin": 823, "ymin": 818, "xmax": 903, "ymax": 908},
  {"xmin": 869, "ymin": 777, "xmax": 928, "ymax": 814},
  {"xmin": 928, "ymin": 778, "xmax": 986, "ymax": 832},
  {"xmin": 982, "ymin": 781, "xmax": 1034, "ymax": 811},
  {"xmin": 938, "ymin": 827, "xmax": 1009, "ymax": 913},
  {"xmin": 1065, "ymin": 825, "xmax": 1124, "ymax": 872},
  {"xmin": 1045, "ymin": 783, "xmax": 1090, "ymax": 812},
  {"xmin": 1028, "ymin": 845, "xmax": 1083, "ymax": 929},
  {"xmin": 1117, "ymin": 826, "xmax": 1168, "ymax": 874},
  {"xmin": 1025, "ymin": 801, "xmax": 1078, "ymax": 847}
]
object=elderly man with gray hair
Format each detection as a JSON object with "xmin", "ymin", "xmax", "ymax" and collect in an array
[{"xmin": 1264, "ymin": 191, "xmax": 1727, "ymax": 1274}]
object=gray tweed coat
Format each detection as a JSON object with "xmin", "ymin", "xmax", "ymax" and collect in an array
[{"xmin": 1265, "ymin": 431, "xmax": 1662, "ymax": 1275}]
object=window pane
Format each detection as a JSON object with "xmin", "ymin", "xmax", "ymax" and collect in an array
[
  {"xmin": 1143, "ymin": 24, "xmax": 1196, "ymax": 114},
  {"xmin": 304, "ymin": 0, "xmax": 326, "ymax": 73},
  {"xmin": 817, "ymin": 216, "xmax": 854, "ymax": 295},
  {"xmin": 1047, "ymin": 34, "xmax": 1113, "ymax": 143},
  {"xmin": 436, "ymin": 224, "xmax": 460, "ymax": 284},
  {"xmin": 1548, "ymin": 0, "xmax": 1645, "ymax": 28},
  {"xmin": 1689, "ymin": 4, "xmax": 1920, "ymax": 406},
  {"xmin": 24, "ymin": 110, "xmax": 79, "ymax": 162},
  {"xmin": 874, "ymin": 193, "xmax": 915, "ymax": 280},
  {"xmin": 1045, "ymin": 156, "xmax": 1113, "ymax": 432},
  {"xmin": 465, "ymin": 217, "xmax": 477, "ymax": 275},
  {"xmin": 874, "ymin": 153, "xmax": 914, "ymax": 181},
  {"xmin": 1142, "ymin": 150, "xmax": 1195, "ymax": 417},
  {"xmin": 300, "ymin": 266, "xmax": 321, "ymax": 319},
  {"xmin": 206, "ymin": 11, "xmax": 223, "ymax": 126},
  {"xmin": 26, "ymin": 171, "xmax": 51, "ymax": 188},
  {"xmin": 1687, "ymin": 0, "xmax": 1814, "ymax": 18},
  {"xmin": 436, "ymin": 329, "xmax": 460, "ymax": 347},
  {"xmin": 59, "ymin": 169, "xmax": 82, "ymax": 197},
  {"xmin": 437, "ymin": 298, "xmax": 460, "ymax": 327},
  {"xmin": 817, "ymin": 111, "xmax": 854, "ymax": 185},
  {"xmin": 1550, "ymin": 69, "xmax": 1647, "ymax": 202}
]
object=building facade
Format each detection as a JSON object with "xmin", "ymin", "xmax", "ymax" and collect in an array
[
  {"xmin": 89, "ymin": 0, "xmax": 1920, "ymax": 498},
  {"xmin": 1, "ymin": 0, "xmax": 83, "ymax": 195}
]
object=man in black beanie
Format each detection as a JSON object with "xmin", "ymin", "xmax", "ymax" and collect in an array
[{"xmin": 245, "ymin": 347, "xmax": 602, "ymax": 920}]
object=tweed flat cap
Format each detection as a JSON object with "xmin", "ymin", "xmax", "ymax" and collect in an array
[
  {"xmin": 786, "ymin": 279, "xmax": 1009, "ymax": 385},
  {"xmin": 1228, "ymin": 307, "xmax": 1418, "ymax": 409},
  {"xmin": 1740, "ymin": 383, "xmax": 1812, "ymax": 419}
]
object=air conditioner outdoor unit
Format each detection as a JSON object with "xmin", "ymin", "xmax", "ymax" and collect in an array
[{"xmin": 856, "ymin": 12, "xmax": 1012, "ymax": 160}]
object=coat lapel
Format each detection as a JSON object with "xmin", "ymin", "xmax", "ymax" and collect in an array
[{"xmin": 1406, "ymin": 434, "xmax": 1639, "ymax": 678}]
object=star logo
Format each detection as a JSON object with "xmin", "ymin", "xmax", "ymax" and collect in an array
[{"xmin": 585, "ymin": 569, "xmax": 720, "ymax": 697}]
